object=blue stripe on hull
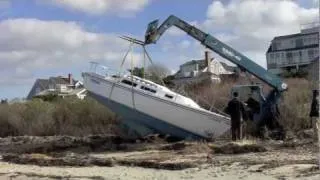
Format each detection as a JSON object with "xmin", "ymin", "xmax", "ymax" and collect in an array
[{"xmin": 88, "ymin": 92, "xmax": 203, "ymax": 140}]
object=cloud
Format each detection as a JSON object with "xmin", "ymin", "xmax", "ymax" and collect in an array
[
  {"xmin": 0, "ymin": 69, "xmax": 34, "ymax": 86},
  {"xmin": 0, "ymin": 0, "xmax": 11, "ymax": 18},
  {"xmin": 48, "ymin": 0, "xmax": 150, "ymax": 16},
  {"xmin": 0, "ymin": 18, "xmax": 142, "ymax": 86},
  {"xmin": 203, "ymin": 0, "xmax": 319, "ymax": 67},
  {"xmin": 0, "ymin": 0, "xmax": 10, "ymax": 8},
  {"xmin": 178, "ymin": 40, "xmax": 191, "ymax": 49}
]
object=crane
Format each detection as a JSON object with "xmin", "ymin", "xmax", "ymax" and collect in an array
[{"xmin": 144, "ymin": 15, "xmax": 288, "ymax": 138}]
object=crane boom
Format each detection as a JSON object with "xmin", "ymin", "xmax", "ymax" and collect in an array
[{"xmin": 144, "ymin": 15, "xmax": 287, "ymax": 92}]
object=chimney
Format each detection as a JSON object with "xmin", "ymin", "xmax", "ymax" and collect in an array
[
  {"xmin": 205, "ymin": 51, "xmax": 211, "ymax": 73},
  {"xmin": 68, "ymin": 73, "xmax": 73, "ymax": 85}
]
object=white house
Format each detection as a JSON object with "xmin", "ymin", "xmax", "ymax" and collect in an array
[
  {"xmin": 27, "ymin": 74, "xmax": 87, "ymax": 100},
  {"xmin": 173, "ymin": 51, "xmax": 236, "ymax": 84}
]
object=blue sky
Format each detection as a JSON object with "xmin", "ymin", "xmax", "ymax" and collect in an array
[{"xmin": 0, "ymin": 0, "xmax": 318, "ymax": 99}]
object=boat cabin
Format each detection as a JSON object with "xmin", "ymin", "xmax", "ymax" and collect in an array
[{"xmin": 118, "ymin": 75, "xmax": 201, "ymax": 109}]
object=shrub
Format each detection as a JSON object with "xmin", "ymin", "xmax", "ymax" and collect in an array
[
  {"xmin": 278, "ymin": 78, "xmax": 312, "ymax": 131},
  {"xmin": 181, "ymin": 82, "xmax": 233, "ymax": 114},
  {"xmin": 180, "ymin": 78, "xmax": 314, "ymax": 132},
  {"xmin": 0, "ymin": 78, "xmax": 313, "ymax": 137},
  {"xmin": 0, "ymin": 97, "xmax": 119, "ymax": 137},
  {"xmin": 33, "ymin": 94, "xmax": 59, "ymax": 102}
]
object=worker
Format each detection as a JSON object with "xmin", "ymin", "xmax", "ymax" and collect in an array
[
  {"xmin": 310, "ymin": 89, "xmax": 319, "ymax": 141},
  {"xmin": 225, "ymin": 92, "xmax": 247, "ymax": 141},
  {"xmin": 245, "ymin": 94, "xmax": 260, "ymax": 121}
]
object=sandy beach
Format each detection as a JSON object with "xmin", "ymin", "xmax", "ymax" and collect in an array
[
  {"xmin": 0, "ymin": 162, "xmax": 317, "ymax": 180},
  {"xmin": 0, "ymin": 135, "xmax": 319, "ymax": 179}
]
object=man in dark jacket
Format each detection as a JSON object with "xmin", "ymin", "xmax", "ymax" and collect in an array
[
  {"xmin": 225, "ymin": 92, "xmax": 246, "ymax": 141},
  {"xmin": 245, "ymin": 94, "xmax": 260, "ymax": 121},
  {"xmin": 310, "ymin": 90, "xmax": 319, "ymax": 141}
]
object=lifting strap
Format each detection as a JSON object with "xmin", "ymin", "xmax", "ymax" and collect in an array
[
  {"xmin": 119, "ymin": 36, "xmax": 170, "ymax": 108},
  {"xmin": 130, "ymin": 44, "xmax": 136, "ymax": 109}
]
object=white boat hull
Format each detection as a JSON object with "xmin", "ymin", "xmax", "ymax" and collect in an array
[{"xmin": 83, "ymin": 72, "xmax": 230, "ymax": 139}]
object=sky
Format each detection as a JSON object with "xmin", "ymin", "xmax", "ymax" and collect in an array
[{"xmin": 0, "ymin": 0, "xmax": 319, "ymax": 99}]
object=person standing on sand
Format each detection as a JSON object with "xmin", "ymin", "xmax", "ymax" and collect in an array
[
  {"xmin": 310, "ymin": 90, "xmax": 319, "ymax": 141},
  {"xmin": 245, "ymin": 94, "xmax": 260, "ymax": 121},
  {"xmin": 225, "ymin": 92, "xmax": 247, "ymax": 141}
]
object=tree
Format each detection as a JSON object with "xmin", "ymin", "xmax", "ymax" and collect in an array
[
  {"xmin": 163, "ymin": 75, "xmax": 175, "ymax": 88},
  {"xmin": 145, "ymin": 64, "xmax": 171, "ymax": 84},
  {"xmin": 146, "ymin": 64, "xmax": 171, "ymax": 78},
  {"xmin": 128, "ymin": 64, "xmax": 172, "ymax": 85},
  {"xmin": 128, "ymin": 67, "xmax": 145, "ymax": 78}
]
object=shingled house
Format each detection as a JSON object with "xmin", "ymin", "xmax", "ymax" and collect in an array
[
  {"xmin": 266, "ymin": 24, "xmax": 319, "ymax": 75},
  {"xmin": 27, "ymin": 74, "xmax": 86, "ymax": 100},
  {"xmin": 173, "ymin": 51, "xmax": 236, "ymax": 84}
]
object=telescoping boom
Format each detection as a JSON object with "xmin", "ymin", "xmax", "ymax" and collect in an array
[
  {"xmin": 144, "ymin": 15, "xmax": 287, "ymax": 92},
  {"xmin": 143, "ymin": 15, "xmax": 288, "ymax": 137}
]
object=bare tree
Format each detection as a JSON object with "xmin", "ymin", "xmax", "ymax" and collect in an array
[
  {"xmin": 145, "ymin": 64, "xmax": 171, "ymax": 84},
  {"xmin": 146, "ymin": 64, "xmax": 170, "ymax": 78}
]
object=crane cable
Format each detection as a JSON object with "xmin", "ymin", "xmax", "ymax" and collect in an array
[
  {"xmin": 119, "ymin": 38, "xmax": 170, "ymax": 108},
  {"xmin": 109, "ymin": 41, "xmax": 134, "ymax": 100},
  {"xmin": 130, "ymin": 43, "xmax": 136, "ymax": 109},
  {"xmin": 119, "ymin": 42, "xmax": 134, "ymax": 73},
  {"xmin": 143, "ymin": 46, "xmax": 146, "ymax": 79}
]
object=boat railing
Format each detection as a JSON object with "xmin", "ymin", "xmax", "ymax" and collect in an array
[{"xmin": 89, "ymin": 61, "xmax": 127, "ymax": 77}]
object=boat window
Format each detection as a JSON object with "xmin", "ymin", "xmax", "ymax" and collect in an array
[
  {"xmin": 141, "ymin": 86, "xmax": 156, "ymax": 93},
  {"xmin": 121, "ymin": 79, "xmax": 137, "ymax": 87},
  {"xmin": 165, "ymin": 94, "xmax": 174, "ymax": 99}
]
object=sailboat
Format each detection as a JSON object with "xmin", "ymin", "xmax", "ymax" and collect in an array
[
  {"xmin": 82, "ymin": 36, "xmax": 230, "ymax": 140},
  {"xmin": 82, "ymin": 62, "xmax": 230, "ymax": 140}
]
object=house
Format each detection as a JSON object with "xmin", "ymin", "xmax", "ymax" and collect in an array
[
  {"xmin": 27, "ymin": 74, "xmax": 87, "ymax": 100},
  {"xmin": 173, "ymin": 51, "xmax": 236, "ymax": 85},
  {"xmin": 266, "ymin": 24, "xmax": 319, "ymax": 75}
]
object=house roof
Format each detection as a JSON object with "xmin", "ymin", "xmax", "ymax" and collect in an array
[
  {"xmin": 181, "ymin": 59, "xmax": 205, "ymax": 66},
  {"xmin": 273, "ymin": 32, "xmax": 318, "ymax": 41},
  {"xmin": 27, "ymin": 75, "xmax": 82, "ymax": 100},
  {"xmin": 267, "ymin": 31, "xmax": 319, "ymax": 53},
  {"xmin": 37, "ymin": 79, "xmax": 50, "ymax": 90},
  {"xmin": 266, "ymin": 45, "xmax": 272, "ymax": 53},
  {"xmin": 48, "ymin": 77, "xmax": 78, "ymax": 85},
  {"xmin": 33, "ymin": 76, "xmax": 79, "ymax": 93},
  {"xmin": 220, "ymin": 62, "xmax": 237, "ymax": 72},
  {"xmin": 180, "ymin": 58, "xmax": 238, "ymax": 72},
  {"xmin": 267, "ymin": 43, "xmax": 319, "ymax": 53},
  {"xmin": 180, "ymin": 58, "xmax": 214, "ymax": 70}
]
